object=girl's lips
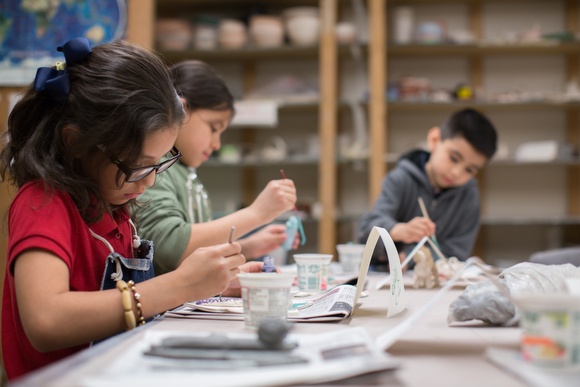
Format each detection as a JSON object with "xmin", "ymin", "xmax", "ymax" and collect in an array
[{"xmin": 124, "ymin": 193, "xmax": 141, "ymax": 199}]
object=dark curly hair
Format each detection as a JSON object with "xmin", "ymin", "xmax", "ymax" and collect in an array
[{"xmin": 0, "ymin": 39, "xmax": 185, "ymax": 223}]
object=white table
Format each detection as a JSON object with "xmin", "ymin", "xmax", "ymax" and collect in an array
[{"xmin": 12, "ymin": 273, "xmax": 527, "ymax": 387}]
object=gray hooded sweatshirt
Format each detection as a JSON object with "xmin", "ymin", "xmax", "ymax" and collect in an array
[{"xmin": 358, "ymin": 149, "xmax": 480, "ymax": 262}]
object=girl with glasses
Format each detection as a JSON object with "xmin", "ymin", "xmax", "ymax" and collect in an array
[
  {"xmin": 138, "ymin": 60, "xmax": 298, "ymax": 276},
  {"xmin": 0, "ymin": 38, "xmax": 262, "ymax": 380}
]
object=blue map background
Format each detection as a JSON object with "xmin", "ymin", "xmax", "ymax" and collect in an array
[{"xmin": 0, "ymin": 0, "xmax": 126, "ymax": 85}]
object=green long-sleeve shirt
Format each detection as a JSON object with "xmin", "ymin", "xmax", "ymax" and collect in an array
[{"xmin": 138, "ymin": 161, "xmax": 211, "ymax": 275}]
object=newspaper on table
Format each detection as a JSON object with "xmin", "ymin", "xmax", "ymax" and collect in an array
[
  {"xmin": 164, "ymin": 284, "xmax": 358, "ymax": 322},
  {"xmin": 164, "ymin": 226, "xmax": 406, "ymax": 322},
  {"xmin": 80, "ymin": 327, "xmax": 399, "ymax": 387}
]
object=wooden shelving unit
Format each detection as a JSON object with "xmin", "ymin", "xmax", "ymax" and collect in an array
[
  {"xmin": 387, "ymin": 42, "xmax": 580, "ymax": 56},
  {"xmin": 386, "ymin": 101, "xmax": 580, "ymax": 112},
  {"xmin": 130, "ymin": 0, "xmax": 341, "ymax": 255},
  {"xmin": 367, "ymin": 0, "xmax": 580, "ymax": 262}
]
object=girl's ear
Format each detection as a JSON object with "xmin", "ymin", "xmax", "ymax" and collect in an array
[
  {"xmin": 426, "ymin": 126, "xmax": 442, "ymax": 151},
  {"xmin": 61, "ymin": 126, "xmax": 81, "ymax": 151},
  {"xmin": 180, "ymin": 97, "xmax": 193, "ymax": 123}
]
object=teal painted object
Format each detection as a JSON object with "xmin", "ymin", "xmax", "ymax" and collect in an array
[{"xmin": 281, "ymin": 215, "xmax": 306, "ymax": 250}]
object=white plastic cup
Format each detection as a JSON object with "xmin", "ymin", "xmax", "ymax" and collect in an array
[
  {"xmin": 237, "ymin": 273, "xmax": 294, "ymax": 329},
  {"xmin": 293, "ymin": 253, "xmax": 333, "ymax": 292},
  {"xmin": 336, "ymin": 244, "xmax": 366, "ymax": 274},
  {"xmin": 517, "ymin": 294, "xmax": 580, "ymax": 369}
]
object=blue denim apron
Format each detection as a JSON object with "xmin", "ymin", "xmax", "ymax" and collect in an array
[
  {"xmin": 89, "ymin": 220, "xmax": 155, "ymax": 291},
  {"xmin": 89, "ymin": 220, "xmax": 155, "ymax": 344}
]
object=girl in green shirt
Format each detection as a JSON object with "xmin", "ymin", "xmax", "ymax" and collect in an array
[{"xmin": 138, "ymin": 61, "xmax": 297, "ymax": 275}]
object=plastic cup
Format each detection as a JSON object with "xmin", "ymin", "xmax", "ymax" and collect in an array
[
  {"xmin": 293, "ymin": 253, "xmax": 333, "ymax": 292},
  {"xmin": 237, "ymin": 273, "xmax": 294, "ymax": 329},
  {"xmin": 336, "ymin": 244, "xmax": 366, "ymax": 274},
  {"xmin": 517, "ymin": 294, "xmax": 580, "ymax": 369}
]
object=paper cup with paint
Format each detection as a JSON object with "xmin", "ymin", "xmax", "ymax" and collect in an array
[
  {"xmin": 336, "ymin": 243, "xmax": 366, "ymax": 274},
  {"xmin": 517, "ymin": 294, "xmax": 580, "ymax": 369},
  {"xmin": 293, "ymin": 253, "xmax": 333, "ymax": 292},
  {"xmin": 237, "ymin": 273, "xmax": 295, "ymax": 329}
]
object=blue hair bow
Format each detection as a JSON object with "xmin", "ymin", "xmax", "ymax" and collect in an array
[{"xmin": 33, "ymin": 37, "xmax": 92, "ymax": 104}]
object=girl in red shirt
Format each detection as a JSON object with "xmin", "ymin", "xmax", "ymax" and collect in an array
[{"xmin": 0, "ymin": 38, "xmax": 267, "ymax": 380}]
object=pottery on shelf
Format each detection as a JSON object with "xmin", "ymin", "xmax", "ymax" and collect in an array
[
  {"xmin": 249, "ymin": 15, "xmax": 284, "ymax": 48},
  {"xmin": 283, "ymin": 6, "xmax": 319, "ymax": 46},
  {"xmin": 336, "ymin": 21, "xmax": 357, "ymax": 44},
  {"xmin": 218, "ymin": 19, "xmax": 247, "ymax": 49},
  {"xmin": 193, "ymin": 16, "xmax": 219, "ymax": 50},
  {"xmin": 155, "ymin": 19, "xmax": 192, "ymax": 51}
]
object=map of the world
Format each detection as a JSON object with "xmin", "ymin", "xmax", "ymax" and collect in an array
[{"xmin": 0, "ymin": 0, "xmax": 127, "ymax": 85}]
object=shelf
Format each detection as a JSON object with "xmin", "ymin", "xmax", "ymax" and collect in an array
[
  {"xmin": 387, "ymin": 42, "xmax": 580, "ymax": 56},
  {"xmin": 158, "ymin": 46, "xmax": 318, "ymax": 62},
  {"xmin": 387, "ymin": 101, "xmax": 580, "ymax": 112},
  {"xmin": 159, "ymin": 0, "xmax": 320, "ymax": 6},
  {"xmin": 481, "ymin": 216, "xmax": 580, "ymax": 226},
  {"xmin": 489, "ymin": 158, "xmax": 580, "ymax": 166},
  {"xmin": 203, "ymin": 158, "xmax": 318, "ymax": 167},
  {"xmin": 384, "ymin": 153, "xmax": 580, "ymax": 166},
  {"xmin": 158, "ymin": 44, "xmax": 357, "ymax": 63},
  {"xmin": 389, "ymin": 0, "xmax": 554, "ymax": 4},
  {"xmin": 203, "ymin": 157, "xmax": 368, "ymax": 167}
]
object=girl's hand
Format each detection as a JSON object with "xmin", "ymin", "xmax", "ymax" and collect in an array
[
  {"xmin": 239, "ymin": 224, "xmax": 287, "ymax": 259},
  {"xmin": 177, "ymin": 242, "xmax": 246, "ymax": 299},
  {"xmin": 391, "ymin": 217, "xmax": 436, "ymax": 244},
  {"xmin": 221, "ymin": 261, "xmax": 275, "ymax": 297},
  {"xmin": 249, "ymin": 179, "xmax": 296, "ymax": 224}
]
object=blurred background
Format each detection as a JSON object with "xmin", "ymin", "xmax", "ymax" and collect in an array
[{"xmin": 1, "ymin": 0, "xmax": 580, "ymax": 273}]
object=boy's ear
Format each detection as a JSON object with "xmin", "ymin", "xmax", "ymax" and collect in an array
[{"xmin": 426, "ymin": 126, "xmax": 442, "ymax": 151}]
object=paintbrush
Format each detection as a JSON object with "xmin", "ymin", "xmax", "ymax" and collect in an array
[
  {"xmin": 280, "ymin": 169, "xmax": 299, "ymax": 215},
  {"xmin": 418, "ymin": 197, "xmax": 440, "ymax": 249},
  {"xmin": 219, "ymin": 226, "xmax": 236, "ymax": 302}
]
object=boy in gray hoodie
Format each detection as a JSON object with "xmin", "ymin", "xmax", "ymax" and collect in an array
[{"xmin": 358, "ymin": 109, "xmax": 497, "ymax": 268}]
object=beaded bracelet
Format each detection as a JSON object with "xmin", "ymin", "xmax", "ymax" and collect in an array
[
  {"xmin": 116, "ymin": 280, "xmax": 136, "ymax": 331},
  {"xmin": 127, "ymin": 280, "xmax": 145, "ymax": 326}
]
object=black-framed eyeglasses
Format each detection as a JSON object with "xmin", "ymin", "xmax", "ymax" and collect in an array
[{"xmin": 97, "ymin": 144, "xmax": 181, "ymax": 183}]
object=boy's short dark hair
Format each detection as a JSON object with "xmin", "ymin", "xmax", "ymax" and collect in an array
[{"xmin": 440, "ymin": 108, "xmax": 497, "ymax": 159}]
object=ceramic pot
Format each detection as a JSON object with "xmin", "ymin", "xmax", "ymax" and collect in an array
[
  {"xmin": 284, "ymin": 7, "xmax": 319, "ymax": 46},
  {"xmin": 336, "ymin": 21, "xmax": 357, "ymax": 44},
  {"xmin": 194, "ymin": 23, "xmax": 218, "ymax": 50},
  {"xmin": 156, "ymin": 19, "xmax": 192, "ymax": 51},
  {"xmin": 218, "ymin": 19, "xmax": 247, "ymax": 49},
  {"xmin": 249, "ymin": 15, "xmax": 284, "ymax": 48}
]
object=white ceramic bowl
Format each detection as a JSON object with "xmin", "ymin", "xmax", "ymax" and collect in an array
[
  {"xmin": 286, "ymin": 16, "xmax": 319, "ymax": 46},
  {"xmin": 249, "ymin": 15, "xmax": 284, "ymax": 48},
  {"xmin": 218, "ymin": 19, "xmax": 247, "ymax": 49}
]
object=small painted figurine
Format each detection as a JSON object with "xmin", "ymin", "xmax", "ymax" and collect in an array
[{"xmin": 413, "ymin": 247, "xmax": 440, "ymax": 289}]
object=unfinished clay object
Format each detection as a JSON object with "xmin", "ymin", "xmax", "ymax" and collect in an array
[{"xmin": 413, "ymin": 247, "xmax": 440, "ymax": 289}]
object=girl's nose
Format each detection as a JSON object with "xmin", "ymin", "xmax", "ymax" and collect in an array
[
  {"xmin": 141, "ymin": 170, "xmax": 157, "ymax": 189},
  {"xmin": 211, "ymin": 135, "xmax": 221, "ymax": 151}
]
